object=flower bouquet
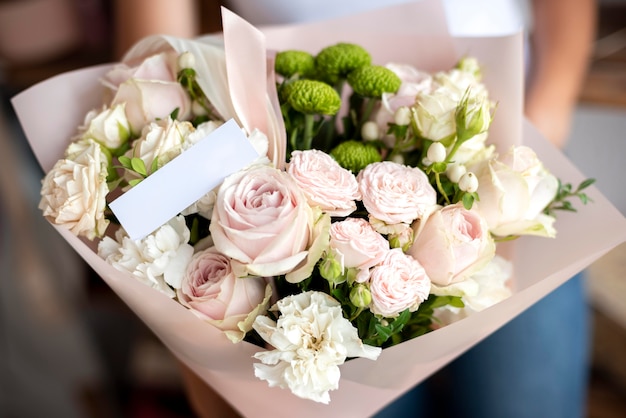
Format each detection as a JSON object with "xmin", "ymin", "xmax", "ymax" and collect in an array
[{"xmin": 11, "ymin": 1, "xmax": 626, "ymax": 417}]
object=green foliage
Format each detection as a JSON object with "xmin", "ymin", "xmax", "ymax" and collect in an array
[{"xmin": 544, "ymin": 178, "xmax": 595, "ymax": 216}]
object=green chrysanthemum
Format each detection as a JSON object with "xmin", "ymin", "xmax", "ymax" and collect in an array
[
  {"xmin": 315, "ymin": 43, "xmax": 371, "ymax": 84},
  {"xmin": 330, "ymin": 140, "xmax": 382, "ymax": 173},
  {"xmin": 347, "ymin": 65, "xmax": 402, "ymax": 98},
  {"xmin": 287, "ymin": 79, "xmax": 342, "ymax": 115},
  {"xmin": 275, "ymin": 50, "xmax": 316, "ymax": 78}
]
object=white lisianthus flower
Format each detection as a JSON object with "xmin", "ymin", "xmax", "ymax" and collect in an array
[
  {"xmin": 252, "ymin": 291, "xmax": 381, "ymax": 404},
  {"xmin": 81, "ymin": 103, "xmax": 131, "ymax": 150},
  {"xmin": 97, "ymin": 215, "xmax": 194, "ymax": 297},
  {"xmin": 39, "ymin": 139, "xmax": 109, "ymax": 240},
  {"xmin": 431, "ymin": 255, "xmax": 513, "ymax": 326}
]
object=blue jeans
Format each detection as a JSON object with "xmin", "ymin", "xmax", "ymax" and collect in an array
[{"xmin": 374, "ymin": 272, "xmax": 590, "ymax": 418}]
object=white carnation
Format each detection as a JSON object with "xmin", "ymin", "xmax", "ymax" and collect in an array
[
  {"xmin": 252, "ymin": 291, "xmax": 381, "ymax": 404},
  {"xmin": 97, "ymin": 215, "xmax": 194, "ymax": 297}
]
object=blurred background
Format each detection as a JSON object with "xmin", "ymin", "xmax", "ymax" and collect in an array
[{"xmin": 0, "ymin": 0, "xmax": 625, "ymax": 417}]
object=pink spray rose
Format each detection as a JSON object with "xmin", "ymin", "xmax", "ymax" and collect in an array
[
  {"xmin": 369, "ymin": 249, "xmax": 431, "ymax": 318},
  {"xmin": 287, "ymin": 149, "xmax": 361, "ymax": 217},
  {"xmin": 329, "ymin": 218, "xmax": 389, "ymax": 282},
  {"xmin": 407, "ymin": 203, "xmax": 495, "ymax": 286},
  {"xmin": 177, "ymin": 246, "xmax": 270, "ymax": 342},
  {"xmin": 209, "ymin": 164, "xmax": 318, "ymax": 278},
  {"xmin": 357, "ymin": 161, "xmax": 437, "ymax": 225}
]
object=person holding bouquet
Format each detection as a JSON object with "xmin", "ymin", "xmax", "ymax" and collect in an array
[{"xmin": 113, "ymin": 0, "xmax": 597, "ymax": 417}]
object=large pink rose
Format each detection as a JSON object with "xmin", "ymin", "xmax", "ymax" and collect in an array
[
  {"xmin": 288, "ymin": 149, "xmax": 361, "ymax": 217},
  {"xmin": 369, "ymin": 249, "xmax": 431, "ymax": 318},
  {"xmin": 407, "ymin": 203, "xmax": 495, "ymax": 286},
  {"xmin": 357, "ymin": 161, "xmax": 437, "ymax": 225},
  {"xmin": 329, "ymin": 218, "xmax": 389, "ymax": 282},
  {"xmin": 177, "ymin": 246, "xmax": 270, "ymax": 342},
  {"xmin": 210, "ymin": 164, "xmax": 316, "ymax": 278}
]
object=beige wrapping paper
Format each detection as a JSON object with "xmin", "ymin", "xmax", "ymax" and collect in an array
[{"xmin": 11, "ymin": 2, "xmax": 626, "ymax": 416}]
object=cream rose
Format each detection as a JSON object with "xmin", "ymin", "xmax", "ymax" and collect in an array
[
  {"xmin": 288, "ymin": 150, "xmax": 361, "ymax": 217},
  {"xmin": 369, "ymin": 249, "xmax": 431, "ymax": 318},
  {"xmin": 81, "ymin": 103, "xmax": 131, "ymax": 150},
  {"xmin": 123, "ymin": 118, "xmax": 194, "ymax": 184},
  {"xmin": 329, "ymin": 218, "xmax": 389, "ymax": 282},
  {"xmin": 177, "ymin": 246, "xmax": 271, "ymax": 342},
  {"xmin": 407, "ymin": 203, "xmax": 495, "ymax": 286},
  {"xmin": 473, "ymin": 146, "xmax": 559, "ymax": 237},
  {"xmin": 209, "ymin": 164, "xmax": 316, "ymax": 278},
  {"xmin": 357, "ymin": 161, "xmax": 437, "ymax": 225},
  {"xmin": 39, "ymin": 139, "xmax": 109, "ymax": 240}
]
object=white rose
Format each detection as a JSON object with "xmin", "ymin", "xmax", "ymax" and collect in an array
[
  {"xmin": 97, "ymin": 215, "xmax": 194, "ymax": 297},
  {"xmin": 473, "ymin": 146, "xmax": 559, "ymax": 237},
  {"xmin": 253, "ymin": 291, "xmax": 381, "ymax": 404},
  {"xmin": 411, "ymin": 87, "xmax": 458, "ymax": 142},
  {"xmin": 39, "ymin": 139, "xmax": 109, "ymax": 240},
  {"xmin": 123, "ymin": 118, "xmax": 194, "ymax": 184},
  {"xmin": 81, "ymin": 103, "xmax": 131, "ymax": 150}
]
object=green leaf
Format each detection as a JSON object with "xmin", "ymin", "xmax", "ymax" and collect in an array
[
  {"xmin": 462, "ymin": 192, "xmax": 474, "ymax": 210},
  {"xmin": 170, "ymin": 107, "xmax": 180, "ymax": 120},
  {"xmin": 118, "ymin": 155, "xmax": 132, "ymax": 169},
  {"xmin": 128, "ymin": 178, "xmax": 142, "ymax": 187},
  {"xmin": 130, "ymin": 157, "xmax": 147, "ymax": 176}
]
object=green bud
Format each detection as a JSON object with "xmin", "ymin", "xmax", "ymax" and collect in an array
[
  {"xmin": 347, "ymin": 65, "xmax": 402, "ymax": 98},
  {"xmin": 455, "ymin": 56, "xmax": 482, "ymax": 80},
  {"xmin": 329, "ymin": 140, "xmax": 382, "ymax": 173},
  {"xmin": 319, "ymin": 253, "xmax": 345, "ymax": 285},
  {"xmin": 455, "ymin": 89, "xmax": 492, "ymax": 142},
  {"xmin": 287, "ymin": 79, "xmax": 342, "ymax": 115},
  {"xmin": 275, "ymin": 50, "xmax": 316, "ymax": 78},
  {"xmin": 349, "ymin": 284, "xmax": 372, "ymax": 308},
  {"xmin": 315, "ymin": 42, "xmax": 371, "ymax": 84}
]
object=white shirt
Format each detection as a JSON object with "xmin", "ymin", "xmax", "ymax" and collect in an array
[{"xmin": 224, "ymin": 0, "xmax": 530, "ymax": 36}]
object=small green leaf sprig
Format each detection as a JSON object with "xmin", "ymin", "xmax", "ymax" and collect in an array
[{"xmin": 544, "ymin": 178, "xmax": 595, "ymax": 216}]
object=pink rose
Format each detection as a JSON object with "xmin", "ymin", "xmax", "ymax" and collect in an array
[
  {"xmin": 210, "ymin": 164, "xmax": 316, "ymax": 278},
  {"xmin": 111, "ymin": 79, "xmax": 191, "ymax": 135},
  {"xmin": 329, "ymin": 218, "xmax": 389, "ymax": 282},
  {"xmin": 357, "ymin": 161, "xmax": 437, "ymax": 225},
  {"xmin": 288, "ymin": 150, "xmax": 361, "ymax": 217},
  {"xmin": 177, "ymin": 246, "xmax": 269, "ymax": 342},
  {"xmin": 102, "ymin": 51, "xmax": 179, "ymax": 91},
  {"xmin": 407, "ymin": 203, "xmax": 495, "ymax": 286},
  {"xmin": 369, "ymin": 249, "xmax": 431, "ymax": 318},
  {"xmin": 103, "ymin": 52, "xmax": 191, "ymax": 134}
]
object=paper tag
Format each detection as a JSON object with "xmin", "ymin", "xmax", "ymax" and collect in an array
[{"xmin": 109, "ymin": 119, "xmax": 258, "ymax": 240}]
